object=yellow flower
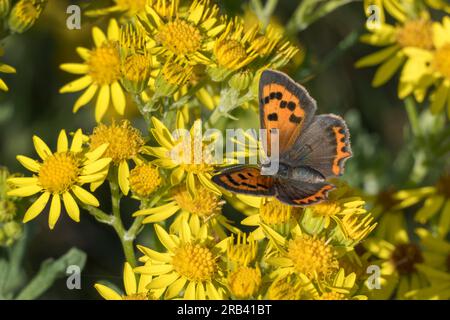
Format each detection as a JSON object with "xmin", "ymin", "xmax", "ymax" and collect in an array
[
  {"xmin": 138, "ymin": 0, "xmax": 225, "ymax": 66},
  {"xmin": 313, "ymin": 268, "xmax": 368, "ymax": 300},
  {"xmin": 369, "ymin": 187, "xmax": 424, "ymax": 243},
  {"xmin": 135, "ymin": 222, "xmax": 227, "ymax": 299},
  {"xmin": 241, "ymin": 198, "xmax": 302, "ymax": 241},
  {"xmin": 129, "ymin": 163, "xmax": 162, "ymax": 198},
  {"xmin": 89, "ymin": 120, "xmax": 146, "ymax": 195},
  {"xmin": 0, "ymin": 60, "xmax": 16, "ymax": 92},
  {"xmin": 95, "ymin": 262, "xmax": 162, "ymax": 300},
  {"xmin": 60, "ymin": 19, "xmax": 128, "ymax": 122},
  {"xmin": 133, "ymin": 184, "xmax": 236, "ymax": 239},
  {"xmin": 400, "ymin": 17, "xmax": 450, "ymax": 117},
  {"xmin": 226, "ymin": 233, "xmax": 258, "ymax": 267},
  {"xmin": 363, "ymin": 230, "xmax": 430, "ymax": 299},
  {"xmin": 228, "ymin": 266, "xmax": 262, "ymax": 299},
  {"xmin": 397, "ymin": 176, "xmax": 450, "ymax": 238},
  {"xmin": 415, "ymin": 228, "xmax": 450, "ymax": 273},
  {"xmin": 267, "ymin": 234, "xmax": 339, "ymax": 281},
  {"xmin": 356, "ymin": 4, "xmax": 435, "ymax": 95},
  {"xmin": 265, "ymin": 274, "xmax": 313, "ymax": 300},
  {"xmin": 143, "ymin": 116, "xmax": 222, "ymax": 196},
  {"xmin": 7, "ymin": 130, "xmax": 111, "ymax": 229},
  {"xmin": 86, "ymin": 0, "xmax": 147, "ymax": 19}
]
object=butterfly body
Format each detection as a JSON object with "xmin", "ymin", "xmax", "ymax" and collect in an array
[{"xmin": 212, "ymin": 70, "xmax": 352, "ymax": 206}]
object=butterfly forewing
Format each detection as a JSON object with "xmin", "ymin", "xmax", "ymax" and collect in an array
[
  {"xmin": 212, "ymin": 165, "xmax": 276, "ymax": 196},
  {"xmin": 259, "ymin": 70, "xmax": 317, "ymax": 156}
]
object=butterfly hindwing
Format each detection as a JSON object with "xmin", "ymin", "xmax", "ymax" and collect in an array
[
  {"xmin": 281, "ymin": 114, "xmax": 352, "ymax": 178},
  {"xmin": 212, "ymin": 165, "xmax": 276, "ymax": 196},
  {"xmin": 259, "ymin": 70, "xmax": 317, "ymax": 156},
  {"xmin": 275, "ymin": 179, "xmax": 335, "ymax": 206}
]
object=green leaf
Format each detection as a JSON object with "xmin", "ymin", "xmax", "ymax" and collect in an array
[{"xmin": 15, "ymin": 247, "xmax": 87, "ymax": 300}]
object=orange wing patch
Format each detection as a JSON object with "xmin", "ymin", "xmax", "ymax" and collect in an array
[
  {"xmin": 331, "ymin": 126, "xmax": 352, "ymax": 176},
  {"xmin": 291, "ymin": 184, "xmax": 334, "ymax": 206},
  {"xmin": 213, "ymin": 166, "xmax": 275, "ymax": 196},
  {"xmin": 261, "ymin": 83, "xmax": 305, "ymax": 155}
]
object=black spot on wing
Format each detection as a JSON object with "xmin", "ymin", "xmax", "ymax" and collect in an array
[
  {"xmin": 267, "ymin": 113, "xmax": 278, "ymax": 121},
  {"xmin": 289, "ymin": 114, "xmax": 302, "ymax": 124},
  {"xmin": 287, "ymin": 102, "xmax": 296, "ymax": 111}
]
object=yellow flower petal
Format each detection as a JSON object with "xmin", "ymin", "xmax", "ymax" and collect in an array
[
  {"xmin": 107, "ymin": 19, "xmax": 120, "ymax": 41},
  {"xmin": 165, "ymin": 277, "xmax": 187, "ymax": 299},
  {"xmin": 73, "ymin": 84, "xmax": 98, "ymax": 113},
  {"xmin": 48, "ymin": 194, "xmax": 61, "ymax": 230},
  {"xmin": 7, "ymin": 177, "xmax": 38, "ymax": 186},
  {"xmin": 94, "ymin": 284, "xmax": 122, "ymax": 300},
  {"xmin": 17, "ymin": 155, "xmax": 41, "ymax": 172},
  {"xmin": 430, "ymin": 83, "xmax": 449, "ymax": 114},
  {"xmin": 76, "ymin": 47, "xmax": 91, "ymax": 60},
  {"xmin": 118, "ymin": 160, "xmax": 130, "ymax": 195},
  {"xmin": 82, "ymin": 158, "xmax": 112, "ymax": 175},
  {"xmin": 92, "ymin": 26, "xmax": 107, "ymax": 47},
  {"xmin": 70, "ymin": 129, "xmax": 83, "ymax": 152},
  {"xmin": 111, "ymin": 82, "xmax": 126, "ymax": 115},
  {"xmin": 184, "ymin": 281, "xmax": 196, "ymax": 299},
  {"xmin": 95, "ymin": 85, "xmax": 110, "ymax": 122},
  {"xmin": 23, "ymin": 192, "xmax": 51, "ymax": 223},
  {"xmin": 146, "ymin": 272, "xmax": 179, "ymax": 289},
  {"xmin": 60, "ymin": 63, "xmax": 89, "ymax": 74},
  {"xmin": 438, "ymin": 199, "xmax": 450, "ymax": 237},
  {"xmin": 123, "ymin": 262, "xmax": 137, "ymax": 296},
  {"xmin": 85, "ymin": 143, "xmax": 109, "ymax": 162},
  {"xmin": 57, "ymin": 130, "xmax": 69, "ymax": 152},
  {"xmin": 63, "ymin": 192, "xmax": 80, "ymax": 222},
  {"xmin": 60, "ymin": 75, "xmax": 93, "ymax": 93},
  {"xmin": 137, "ymin": 245, "xmax": 173, "ymax": 263},
  {"xmin": 154, "ymin": 224, "xmax": 178, "ymax": 252},
  {"xmin": 133, "ymin": 201, "xmax": 179, "ymax": 216},
  {"xmin": 372, "ymin": 53, "xmax": 405, "ymax": 87},
  {"xmin": 7, "ymin": 185, "xmax": 42, "ymax": 197},
  {"xmin": 0, "ymin": 78, "xmax": 8, "ymax": 91},
  {"xmin": 32, "ymin": 135, "xmax": 52, "ymax": 160},
  {"xmin": 72, "ymin": 185, "xmax": 100, "ymax": 207},
  {"xmin": 355, "ymin": 45, "xmax": 399, "ymax": 68}
]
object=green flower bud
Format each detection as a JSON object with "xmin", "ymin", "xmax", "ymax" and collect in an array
[
  {"xmin": 8, "ymin": 0, "xmax": 46, "ymax": 34},
  {"xmin": 0, "ymin": 199, "xmax": 17, "ymax": 223},
  {"xmin": 2, "ymin": 221, "xmax": 23, "ymax": 246},
  {"xmin": 229, "ymin": 70, "xmax": 253, "ymax": 91},
  {"xmin": 0, "ymin": 0, "xmax": 10, "ymax": 19}
]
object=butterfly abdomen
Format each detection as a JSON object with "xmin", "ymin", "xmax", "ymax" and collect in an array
[{"xmin": 287, "ymin": 166, "xmax": 325, "ymax": 183}]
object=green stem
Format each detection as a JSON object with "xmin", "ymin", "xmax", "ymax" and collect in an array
[
  {"xmin": 109, "ymin": 177, "xmax": 138, "ymax": 267},
  {"xmin": 405, "ymin": 96, "xmax": 421, "ymax": 137}
]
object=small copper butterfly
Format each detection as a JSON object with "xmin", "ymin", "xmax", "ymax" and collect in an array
[{"xmin": 212, "ymin": 70, "xmax": 352, "ymax": 206}]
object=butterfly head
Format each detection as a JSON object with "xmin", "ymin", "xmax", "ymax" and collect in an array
[{"xmin": 261, "ymin": 161, "xmax": 289, "ymax": 178}]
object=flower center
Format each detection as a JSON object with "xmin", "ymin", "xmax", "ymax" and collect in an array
[
  {"xmin": 228, "ymin": 267, "xmax": 261, "ymax": 299},
  {"xmin": 121, "ymin": 54, "xmax": 151, "ymax": 84},
  {"xmin": 172, "ymin": 185, "xmax": 222, "ymax": 218},
  {"xmin": 172, "ymin": 243, "xmax": 216, "ymax": 282},
  {"xmin": 90, "ymin": 121, "xmax": 145, "ymax": 164},
  {"xmin": 14, "ymin": 0, "xmax": 41, "ymax": 23},
  {"xmin": 88, "ymin": 43, "xmax": 121, "ymax": 85},
  {"xmin": 38, "ymin": 152, "xmax": 80, "ymax": 193},
  {"xmin": 259, "ymin": 200, "xmax": 300, "ymax": 225},
  {"xmin": 436, "ymin": 174, "xmax": 450, "ymax": 197},
  {"xmin": 311, "ymin": 201, "xmax": 341, "ymax": 217},
  {"xmin": 215, "ymin": 39, "xmax": 247, "ymax": 69},
  {"xmin": 287, "ymin": 235, "xmax": 338, "ymax": 279},
  {"xmin": 390, "ymin": 243, "xmax": 424, "ymax": 275},
  {"xmin": 129, "ymin": 164, "xmax": 161, "ymax": 198},
  {"xmin": 433, "ymin": 44, "xmax": 450, "ymax": 80},
  {"xmin": 396, "ymin": 19, "xmax": 434, "ymax": 50},
  {"xmin": 156, "ymin": 19, "xmax": 203, "ymax": 56}
]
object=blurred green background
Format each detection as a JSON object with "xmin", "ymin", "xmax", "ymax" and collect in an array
[{"xmin": 0, "ymin": 0, "xmax": 447, "ymax": 299}]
